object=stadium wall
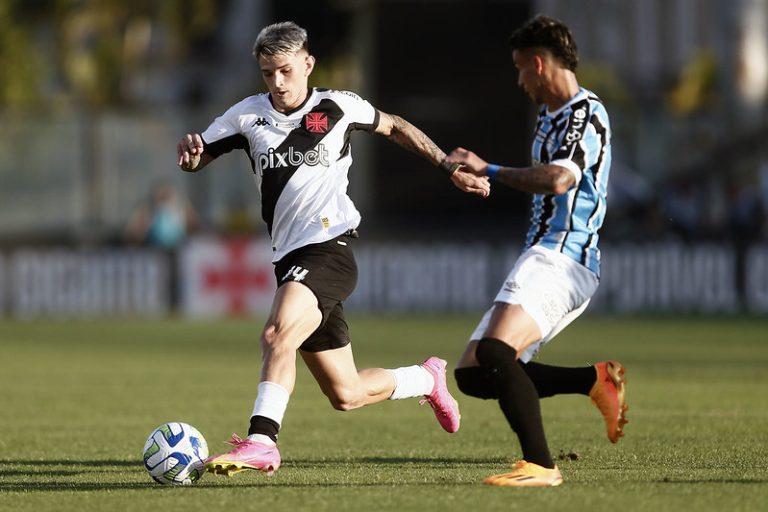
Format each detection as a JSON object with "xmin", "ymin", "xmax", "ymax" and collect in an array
[{"xmin": 1, "ymin": 239, "xmax": 768, "ymax": 318}]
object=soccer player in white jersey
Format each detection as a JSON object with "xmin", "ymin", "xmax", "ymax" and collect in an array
[
  {"xmin": 176, "ymin": 21, "xmax": 490, "ymax": 477},
  {"xmin": 445, "ymin": 15, "xmax": 628, "ymax": 487}
]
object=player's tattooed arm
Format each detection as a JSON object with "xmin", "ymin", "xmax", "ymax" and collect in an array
[
  {"xmin": 375, "ymin": 111, "xmax": 447, "ymax": 166},
  {"xmin": 375, "ymin": 111, "xmax": 490, "ymax": 197},
  {"xmin": 446, "ymin": 147, "xmax": 575, "ymax": 195},
  {"xmin": 509, "ymin": 164, "xmax": 576, "ymax": 195}
]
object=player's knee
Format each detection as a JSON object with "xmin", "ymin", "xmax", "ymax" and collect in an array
[
  {"xmin": 327, "ymin": 387, "xmax": 362, "ymax": 411},
  {"xmin": 260, "ymin": 324, "xmax": 292, "ymax": 353},
  {"xmin": 261, "ymin": 324, "xmax": 277, "ymax": 345},
  {"xmin": 475, "ymin": 337, "xmax": 518, "ymax": 368},
  {"xmin": 454, "ymin": 367, "xmax": 480, "ymax": 397},
  {"xmin": 455, "ymin": 367, "xmax": 499, "ymax": 400},
  {"xmin": 330, "ymin": 398, "xmax": 355, "ymax": 412}
]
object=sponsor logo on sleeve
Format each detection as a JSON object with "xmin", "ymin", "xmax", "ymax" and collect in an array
[{"xmin": 562, "ymin": 106, "xmax": 587, "ymax": 146}]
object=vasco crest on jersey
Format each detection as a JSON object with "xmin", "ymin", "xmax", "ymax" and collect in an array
[{"xmin": 304, "ymin": 112, "xmax": 328, "ymax": 133}]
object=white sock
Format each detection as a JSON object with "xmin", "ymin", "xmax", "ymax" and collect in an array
[
  {"xmin": 388, "ymin": 365, "xmax": 435, "ymax": 400},
  {"xmin": 250, "ymin": 380, "xmax": 290, "ymax": 426},
  {"xmin": 246, "ymin": 433, "xmax": 276, "ymax": 446}
]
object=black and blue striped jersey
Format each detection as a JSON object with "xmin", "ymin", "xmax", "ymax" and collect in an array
[{"xmin": 524, "ymin": 87, "xmax": 611, "ymax": 276}]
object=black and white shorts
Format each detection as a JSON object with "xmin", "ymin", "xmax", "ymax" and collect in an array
[{"xmin": 274, "ymin": 230, "xmax": 358, "ymax": 352}]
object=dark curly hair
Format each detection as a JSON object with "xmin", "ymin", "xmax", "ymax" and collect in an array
[{"xmin": 508, "ymin": 15, "xmax": 579, "ymax": 71}]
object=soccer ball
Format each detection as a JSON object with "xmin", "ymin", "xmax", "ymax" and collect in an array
[{"xmin": 142, "ymin": 422, "xmax": 208, "ymax": 485}]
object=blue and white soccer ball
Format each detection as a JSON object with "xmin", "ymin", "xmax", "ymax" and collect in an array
[{"xmin": 142, "ymin": 422, "xmax": 208, "ymax": 485}]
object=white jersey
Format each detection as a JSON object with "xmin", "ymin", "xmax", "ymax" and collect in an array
[{"xmin": 201, "ymin": 88, "xmax": 380, "ymax": 262}]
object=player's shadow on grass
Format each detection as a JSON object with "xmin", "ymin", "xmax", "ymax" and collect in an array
[
  {"xmin": 0, "ymin": 456, "xmax": 499, "ymax": 492},
  {"xmin": 1, "ymin": 469, "xmax": 84, "ymax": 477},
  {"xmin": 0, "ymin": 459, "xmax": 140, "ymax": 478},
  {"xmin": 656, "ymin": 478, "xmax": 767, "ymax": 485},
  {"xmin": 289, "ymin": 456, "xmax": 505, "ymax": 468},
  {"xmin": 0, "ymin": 482, "xmax": 159, "ymax": 492},
  {"xmin": 0, "ymin": 480, "xmax": 480, "ymax": 492},
  {"xmin": 0, "ymin": 459, "xmax": 149, "ymax": 492},
  {"xmin": 0, "ymin": 459, "xmax": 138, "ymax": 467}
]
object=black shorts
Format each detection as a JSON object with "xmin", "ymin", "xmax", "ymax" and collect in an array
[{"xmin": 274, "ymin": 230, "xmax": 358, "ymax": 352}]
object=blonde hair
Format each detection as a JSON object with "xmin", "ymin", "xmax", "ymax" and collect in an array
[{"xmin": 253, "ymin": 21, "xmax": 309, "ymax": 58}]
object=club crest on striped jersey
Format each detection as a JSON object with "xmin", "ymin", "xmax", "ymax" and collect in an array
[{"xmin": 304, "ymin": 112, "xmax": 328, "ymax": 133}]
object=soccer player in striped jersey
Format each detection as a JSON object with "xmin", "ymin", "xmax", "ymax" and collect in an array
[
  {"xmin": 176, "ymin": 21, "xmax": 489, "ymax": 477},
  {"xmin": 446, "ymin": 15, "xmax": 627, "ymax": 487}
]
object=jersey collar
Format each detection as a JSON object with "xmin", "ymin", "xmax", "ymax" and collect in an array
[
  {"xmin": 268, "ymin": 88, "xmax": 315, "ymax": 116},
  {"xmin": 543, "ymin": 87, "xmax": 588, "ymax": 117}
]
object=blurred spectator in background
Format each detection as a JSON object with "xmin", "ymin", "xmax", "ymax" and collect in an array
[
  {"xmin": 124, "ymin": 181, "xmax": 200, "ymax": 249},
  {"xmin": 124, "ymin": 181, "xmax": 200, "ymax": 309}
]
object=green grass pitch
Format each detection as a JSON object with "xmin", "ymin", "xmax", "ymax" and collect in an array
[{"xmin": 1, "ymin": 315, "xmax": 766, "ymax": 511}]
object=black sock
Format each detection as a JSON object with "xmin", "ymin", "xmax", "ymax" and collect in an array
[
  {"xmin": 248, "ymin": 415, "xmax": 280, "ymax": 443},
  {"xmin": 521, "ymin": 361, "xmax": 597, "ymax": 398},
  {"xmin": 455, "ymin": 367, "xmax": 499, "ymax": 399},
  {"xmin": 475, "ymin": 338, "xmax": 554, "ymax": 468}
]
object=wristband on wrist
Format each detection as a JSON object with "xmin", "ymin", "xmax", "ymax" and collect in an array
[
  {"xmin": 485, "ymin": 164, "xmax": 501, "ymax": 180},
  {"xmin": 439, "ymin": 159, "xmax": 459, "ymax": 176}
]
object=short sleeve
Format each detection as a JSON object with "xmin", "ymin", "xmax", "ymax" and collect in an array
[
  {"xmin": 335, "ymin": 90, "xmax": 380, "ymax": 132},
  {"xmin": 550, "ymin": 100, "xmax": 600, "ymax": 185},
  {"xmin": 201, "ymin": 101, "xmax": 248, "ymax": 158}
]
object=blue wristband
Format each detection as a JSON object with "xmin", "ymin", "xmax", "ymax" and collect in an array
[{"xmin": 485, "ymin": 164, "xmax": 501, "ymax": 180}]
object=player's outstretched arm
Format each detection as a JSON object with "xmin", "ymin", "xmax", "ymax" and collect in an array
[
  {"xmin": 446, "ymin": 147, "xmax": 575, "ymax": 195},
  {"xmin": 177, "ymin": 133, "xmax": 214, "ymax": 172},
  {"xmin": 375, "ymin": 111, "xmax": 490, "ymax": 198}
]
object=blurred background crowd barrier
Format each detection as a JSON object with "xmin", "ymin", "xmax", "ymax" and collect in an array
[
  {"xmin": 2, "ymin": 239, "xmax": 768, "ymax": 317},
  {"xmin": 2, "ymin": 0, "xmax": 768, "ymax": 317}
]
